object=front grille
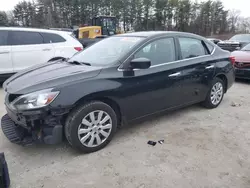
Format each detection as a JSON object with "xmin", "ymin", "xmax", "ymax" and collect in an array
[
  {"xmin": 218, "ymin": 44, "xmax": 240, "ymax": 52},
  {"xmin": 218, "ymin": 43, "xmax": 239, "ymax": 47},
  {"xmin": 235, "ymin": 62, "xmax": 250, "ymax": 69}
]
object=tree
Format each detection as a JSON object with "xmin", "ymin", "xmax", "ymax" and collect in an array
[
  {"xmin": 165, "ymin": 0, "xmax": 178, "ymax": 30},
  {"xmin": 228, "ymin": 9, "xmax": 241, "ymax": 33},
  {"xmin": 189, "ymin": 1, "xmax": 199, "ymax": 33},
  {"xmin": 9, "ymin": 0, "xmax": 236, "ymax": 36},
  {"xmin": 237, "ymin": 17, "xmax": 250, "ymax": 33},
  {"xmin": 155, "ymin": 0, "xmax": 165, "ymax": 30},
  {"xmin": 5, "ymin": 11, "xmax": 17, "ymax": 26},
  {"xmin": 175, "ymin": 0, "xmax": 192, "ymax": 32},
  {"xmin": 142, "ymin": 0, "xmax": 154, "ymax": 31},
  {"xmin": 13, "ymin": 1, "xmax": 37, "ymax": 27},
  {"xmin": 0, "ymin": 11, "xmax": 8, "ymax": 26}
]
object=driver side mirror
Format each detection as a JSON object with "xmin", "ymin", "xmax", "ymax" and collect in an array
[{"xmin": 130, "ymin": 58, "xmax": 151, "ymax": 70}]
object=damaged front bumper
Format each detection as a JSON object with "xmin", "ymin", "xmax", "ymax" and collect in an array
[{"xmin": 1, "ymin": 106, "xmax": 69, "ymax": 146}]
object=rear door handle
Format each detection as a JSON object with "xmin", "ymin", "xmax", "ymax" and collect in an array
[
  {"xmin": 169, "ymin": 72, "xmax": 181, "ymax": 77},
  {"xmin": 205, "ymin": 65, "xmax": 215, "ymax": 69},
  {"xmin": 0, "ymin": 51, "xmax": 10, "ymax": 54},
  {"xmin": 43, "ymin": 49, "xmax": 52, "ymax": 51}
]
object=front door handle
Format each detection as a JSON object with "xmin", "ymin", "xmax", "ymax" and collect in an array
[
  {"xmin": 169, "ymin": 72, "xmax": 181, "ymax": 77},
  {"xmin": 0, "ymin": 51, "xmax": 10, "ymax": 54},
  {"xmin": 43, "ymin": 49, "xmax": 52, "ymax": 51},
  {"xmin": 205, "ymin": 65, "xmax": 215, "ymax": 69}
]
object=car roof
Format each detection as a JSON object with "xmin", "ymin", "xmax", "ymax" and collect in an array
[
  {"xmin": 116, "ymin": 31, "xmax": 204, "ymax": 39},
  {"xmin": 0, "ymin": 27, "xmax": 69, "ymax": 35}
]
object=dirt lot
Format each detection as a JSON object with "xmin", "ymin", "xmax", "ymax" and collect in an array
[{"xmin": 0, "ymin": 81, "xmax": 250, "ymax": 188}]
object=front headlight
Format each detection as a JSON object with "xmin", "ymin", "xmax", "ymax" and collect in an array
[{"xmin": 10, "ymin": 89, "xmax": 60, "ymax": 110}]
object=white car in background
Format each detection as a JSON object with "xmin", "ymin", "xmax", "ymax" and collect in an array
[{"xmin": 0, "ymin": 27, "xmax": 83, "ymax": 79}]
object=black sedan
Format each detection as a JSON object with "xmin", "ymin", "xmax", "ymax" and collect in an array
[
  {"xmin": 218, "ymin": 34, "xmax": 250, "ymax": 52},
  {"xmin": 1, "ymin": 31, "xmax": 235, "ymax": 153}
]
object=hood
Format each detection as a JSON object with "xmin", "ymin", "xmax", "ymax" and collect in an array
[
  {"xmin": 218, "ymin": 40, "xmax": 241, "ymax": 45},
  {"xmin": 3, "ymin": 60, "xmax": 102, "ymax": 94},
  {"xmin": 231, "ymin": 50, "xmax": 250, "ymax": 62},
  {"xmin": 218, "ymin": 40, "xmax": 249, "ymax": 46}
]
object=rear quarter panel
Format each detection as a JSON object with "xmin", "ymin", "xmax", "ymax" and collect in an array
[
  {"xmin": 214, "ymin": 49, "xmax": 235, "ymax": 90},
  {"xmin": 53, "ymin": 42, "xmax": 76, "ymax": 58},
  {"xmin": 53, "ymin": 33, "xmax": 83, "ymax": 58}
]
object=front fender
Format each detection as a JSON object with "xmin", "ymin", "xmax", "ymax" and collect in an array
[{"xmin": 50, "ymin": 79, "xmax": 123, "ymax": 108}]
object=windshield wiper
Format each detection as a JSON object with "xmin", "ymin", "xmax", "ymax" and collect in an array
[
  {"xmin": 81, "ymin": 62, "xmax": 91, "ymax": 66},
  {"xmin": 67, "ymin": 60, "xmax": 91, "ymax": 66}
]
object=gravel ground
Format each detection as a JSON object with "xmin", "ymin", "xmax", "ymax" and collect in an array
[{"xmin": 0, "ymin": 81, "xmax": 250, "ymax": 188}]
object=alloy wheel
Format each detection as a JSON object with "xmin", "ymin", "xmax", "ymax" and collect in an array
[
  {"xmin": 77, "ymin": 110, "xmax": 112, "ymax": 148},
  {"xmin": 210, "ymin": 82, "xmax": 223, "ymax": 106}
]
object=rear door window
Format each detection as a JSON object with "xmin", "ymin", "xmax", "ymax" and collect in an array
[
  {"xmin": 0, "ymin": 31, "xmax": 8, "ymax": 46},
  {"xmin": 9, "ymin": 31, "xmax": 43, "ymax": 45},
  {"xmin": 178, "ymin": 37, "xmax": 207, "ymax": 59},
  {"xmin": 40, "ymin": 33, "xmax": 66, "ymax": 43},
  {"xmin": 204, "ymin": 41, "xmax": 215, "ymax": 54}
]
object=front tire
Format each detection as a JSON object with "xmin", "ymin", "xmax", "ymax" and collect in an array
[
  {"xmin": 65, "ymin": 101, "xmax": 117, "ymax": 153},
  {"xmin": 202, "ymin": 77, "xmax": 225, "ymax": 109}
]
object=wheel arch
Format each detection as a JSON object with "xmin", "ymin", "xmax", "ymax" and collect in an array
[
  {"xmin": 215, "ymin": 73, "xmax": 228, "ymax": 93},
  {"xmin": 73, "ymin": 94, "xmax": 123, "ymax": 126}
]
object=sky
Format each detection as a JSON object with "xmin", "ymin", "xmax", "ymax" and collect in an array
[{"xmin": 1, "ymin": 0, "xmax": 250, "ymax": 17}]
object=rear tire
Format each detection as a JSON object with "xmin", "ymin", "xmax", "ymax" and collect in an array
[
  {"xmin": 202, "ymin": 77, "xmax": 225, "ymax": 109},
  {"xmin": 65, "ymin": 101, "xmax": 117, "ymax": 153}
]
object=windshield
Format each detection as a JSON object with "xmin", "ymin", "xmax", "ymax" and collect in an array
[
  {"xmin": 102, "ymin": 18, "xmax": 116, "ymax": 31},
  {"xmin": 242, "ymin": 43, "xmax": 250, "ymax": 51},
  {"xmin": 68, "ymin": 36, "xmax": 143, "ymax": 66},
  {"xmin": 230, "ymin": 34, "xmax": 250, "ymax": 42}
]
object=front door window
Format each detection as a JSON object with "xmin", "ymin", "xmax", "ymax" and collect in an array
[{"xmin": 134, "ymin": 38, "xmax": 176, "ymax": 66}]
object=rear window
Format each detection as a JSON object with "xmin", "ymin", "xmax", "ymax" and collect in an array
[
  {"xmin": 179, "ymin": 37, "xmax": 206, "ymax": 59},
  {"xmin": 40, "ymin": 32, "xmax": 66, "ymax": 43},
  {"xmin": 0, "ymin": 31, "xmax": 8, "ymax": 46},
  {"xmin": 9, "ymin": 31, "xmax": 44, "ymax": 45}
]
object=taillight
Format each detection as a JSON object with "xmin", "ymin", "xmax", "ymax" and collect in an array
[
  {"xmin": 230, "ymin": 56, "xmax": 235, "ymax": 65},
  {"xmin": 74, "ymin": 47, "xmax": 83, "ymax": 52}
]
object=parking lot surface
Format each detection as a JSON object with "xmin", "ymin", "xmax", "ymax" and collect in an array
[{"xmin": 0, "ymin": 81, "xmax": 250, "ymax": 188}]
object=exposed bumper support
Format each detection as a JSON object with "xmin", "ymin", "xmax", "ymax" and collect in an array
[
  {"xmin": 1, "ymin": 114, "xmax": 63, "ymax": 145},
  {"xmin": 43, "ymin": 125, "xmax": 63, "ymax": 145},
  {"xmin": 1, "ymin": 114, "xmax": 28, "ymax": 145}
]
